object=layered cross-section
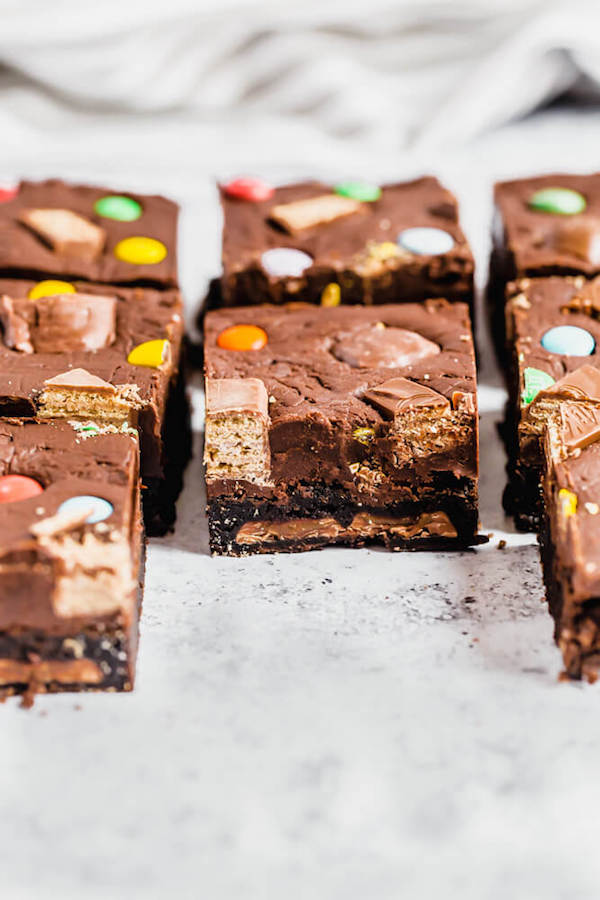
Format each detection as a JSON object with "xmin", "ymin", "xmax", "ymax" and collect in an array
[
  {"xmin": 0, "ymin": 419, "xmax": 143, "ymax": 698},
  {"xmin": 0, "ymin": 277, "xmax": 189, "ymax": 534},
  {"xmin": 204, "ymin": 301, "xmax": 481, "ymax": 555}
]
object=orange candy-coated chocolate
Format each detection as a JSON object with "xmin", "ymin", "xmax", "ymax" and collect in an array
[{"xmin": 217, "ymin": 324, "xmax": 268, "ymax": 351}]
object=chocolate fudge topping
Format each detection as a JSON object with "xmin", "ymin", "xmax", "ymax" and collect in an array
[
  {"xmin": 0, "ymin": 180, "xmax": 178, "ymax": 287},
  {"xmin": 220, "ymin": 177, "xmax": 474, "ymax": 307}
]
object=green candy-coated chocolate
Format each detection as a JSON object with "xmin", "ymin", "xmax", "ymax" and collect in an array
[
  {"xmin": 528, "ymin": 187, "xmax": 586, "ymax": 216},
  {"xmin": 521, "ymin": 367, "xmax": 555, "ymax": 405},
  {"xmin": 94, "ymin": 195, "xmax": 142, "ymax": 222},
  {"xmin": 334, "ymin": 182, "xmax": 381, "ymax": 203}
]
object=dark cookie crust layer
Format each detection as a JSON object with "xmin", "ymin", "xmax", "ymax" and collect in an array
[{"xmin": 207, "ymin": 479, "xmax": 481, "ymax": 556}]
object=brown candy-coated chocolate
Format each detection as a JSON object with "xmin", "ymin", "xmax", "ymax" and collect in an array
[{"xmin": 332, "ymin": 325, "xmax": 440, "ymax": 369}]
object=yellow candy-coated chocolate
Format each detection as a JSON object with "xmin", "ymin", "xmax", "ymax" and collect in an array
[
  {"xmin": 127, "ymin": 339, "xmax": 169, "ymax": 368},
  {"xmin": 558, "ymin": 488, "xmax": 577, "ymax": 518},
  {"xmin": 321, "ymin": 282, "xmax": 341, "ymax": 307},
  {"xmin": 29, "ymin": 279, "xmax": 76, "ymax": 300},
  {"xmin": 368, "ymin": 241, "xmax": 400, "ymax": 262},
  {"xmin": 352, "ymin": 426, "xmax": 375, "ymax": 445},
  {"xmin": 114, "ymin": 236, "xmax": 167, "ymax": 266}
]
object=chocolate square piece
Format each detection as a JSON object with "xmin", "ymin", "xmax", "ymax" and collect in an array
[
  {"xmin": 0, "ymin": 419, "xmax": 143, "ymax": 698},
  {"xmin": 503, "ymin": 274, "xmax": 600, "ymax": 528},
  {"xmin": 204, "ymin": 301, "xmax": 481, "ymax": 555},
  {"xmin": 540, "ymin": 400, "xmax": 600, "ymax": 681},
  {"xmin": 0, "ymin": 180, "xmax": 178, "ymax": 287},
  {"xmin": 220, "ymin": 177, "xmax": 474, "ymax": 308},
  {"xmin": 489, "ymin": 172, "xmax": 600, "ymax": 352},
  {"xmin": 0, "ymin": 278, "xmax": 189, "ymax": 535}
]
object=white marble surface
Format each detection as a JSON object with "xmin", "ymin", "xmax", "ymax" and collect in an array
[{"xmin": 5, "ymin": 105, "xmax": 600, "ymax": 899}]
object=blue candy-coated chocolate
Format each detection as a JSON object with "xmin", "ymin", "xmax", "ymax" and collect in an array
[
  {"xmin": 541, "ymin": 325, "xmax": 595, "ymax": 356},
  {"xmin": 397, "ymin": 226, "xmax": 454, "ymax": 256},
  {"xmin": 57, "ymin": 495, "xmax": 114, "ymax": 524}
]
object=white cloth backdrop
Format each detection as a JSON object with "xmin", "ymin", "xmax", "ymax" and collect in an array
[
  {"xmin": 0, "ymin": 0, "xmax": 599, "ymax": 148},
  {"xmin": 0, "ymin": 0, "xmax": 599, "ymax": 318}
]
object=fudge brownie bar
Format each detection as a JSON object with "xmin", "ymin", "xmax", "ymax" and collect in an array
[
  {"xmin": 220, "ymin": 177, "xmax": 474, "ymax": 308},
  {"xmin": 0, "ymin": 179, "xmax": 178, "ymax": 288},
  {"xmin": 204, "ymin": 301, "xmax": 481, "ymax": 555},
  {"xmin": 490, "ymin": 172, "xmax": 600, "ymax": 354},
  {"xmin": 0, "ymin": 278, "xmax": 190, "ymax": 535},
  {"xmin": 540, "ymin": 395, "xmax": 600, "ymax": 681},
  {"xmin": 0, "ymin": 419, "xmax": 143, "ymax": 697},
  {"xmin": 504, "ymin": 275, "xmax": 600, "ymax": 528}
]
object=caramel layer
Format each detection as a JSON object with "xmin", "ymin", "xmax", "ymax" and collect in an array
[
  {"xmin": 236, "ymin": 510, "xmax": 457, "ymax": 545},
  {"xmin": 0, "ymin": 658, "xmax": 104, "ymax": 685}
]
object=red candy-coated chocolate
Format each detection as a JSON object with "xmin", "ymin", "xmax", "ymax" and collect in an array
[
  {"xmin": 0, "ymin": 474, "xmax": 44, "ymax": 504},
  {"xmin": 224, "ymin": 177, "xmax": 274, "ymax": 202},
  {"xmin": 0, "ymin": 185, "xmax": 18, "ymax": 203}
]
